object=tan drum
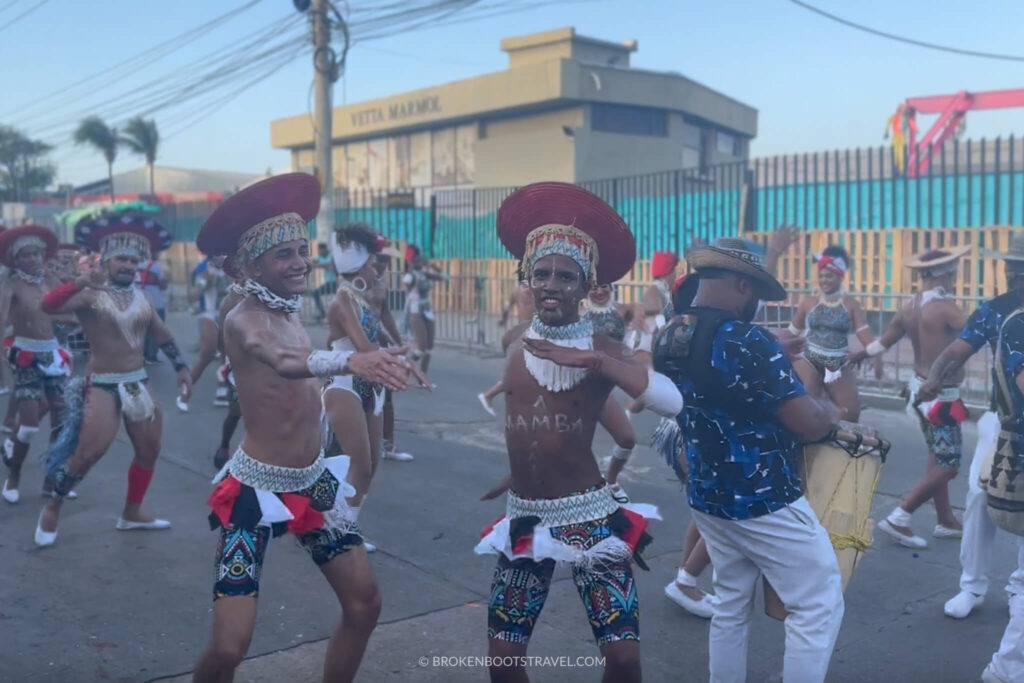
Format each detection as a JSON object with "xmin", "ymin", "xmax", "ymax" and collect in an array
[{"xmin": 765, "ymin": 422, "xmax": 889, "ymax": 620}]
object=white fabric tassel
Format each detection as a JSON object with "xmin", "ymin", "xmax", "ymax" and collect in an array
[
  {"xmin": 824, "ymin": 368, "xmax": 842, "ymax": 384},
  {"xmin": 119, "ymin": 383, "xmax": 156, "ymax": 423},
  {"xmin": 522, "ymin": 327, "xmax": 592, "ymax": 392}
]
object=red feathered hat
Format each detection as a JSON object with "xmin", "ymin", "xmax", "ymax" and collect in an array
[
  {"xmin": 0, "ymin": 224, "xmax": 58, "ymax": 268},
  {"xmin": 75, "ymin": 212, "xmax": 171, "ymax": 261},
  {"xmin": 496, "ymin": 182, "xmax": 635, "ymax": 284},
  {"xmin": 197, "ymin": 173, "xmax": 319, "ymax": 264},
  {"xmin": 651, "ymin": 250, "xmax": 679, "ymax": 279}
]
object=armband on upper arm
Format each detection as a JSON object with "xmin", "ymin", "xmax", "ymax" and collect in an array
[
  {"xmin": 635, "ymin": 369, "xmax": 683, "ymax": 418},
  {"xmin": 307, "ymin": 349, "xmax": 353, "ymax": 378}
]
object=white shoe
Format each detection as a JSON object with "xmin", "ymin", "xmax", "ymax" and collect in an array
[
  {"xmin": 212, "ymin": 399, "xmax": 229, "ymax": 407},
  {"xmin": 608, "ymin": 482, "xmax": 630, "ymax": 504},
  {"xmin": 364, "ymin": 541, "xmax": 377, "ymax": 553},
  {"xmin": 215, "ymin": 387, "xmax": 228, "ymax": 399},
  {"xmin": 176, "ymin": 396, "xmax": 189, "ymax": 413},
  {"xmin": 35, "ymin": 512, "xmax": 56, "ymax": 547},
  {"xmin": 664, "ymin": 581, "xmax": 715, "ymax": 619},
  {"xmin": 115, "ymin": 517, "xmax": 171, "ymax": 531},
  {"xmin": 383, "ymin": 450, "xmax": 414, "ymax": 462},
  {"xmin": 944, "ymin": 590, "xmax": 984, "ymax": 619},
  {"xmin": 934, "ymin": 524, "xmax": 963, "ymax": 539},
  {"xmin": 2, "ymin": 437, "xmax": 12, "ymax": 463},
  {"xmin": 2, "ymin": 479, "xmax": 18, "ymax": 504},
  {"xmin": 477, "ymin": 393, "xmax": 496, "ymax": 417},
  {"xmin": 877, "ymin": 519, "xmax": 928, "ymax": 548},
  {"xmin": 982, "ymin": 663, "xmax": 1008, "ymax": 683}
]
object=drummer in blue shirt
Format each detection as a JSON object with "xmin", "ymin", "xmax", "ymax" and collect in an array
[{"xmin": 653, "ymin": 237, "xmax": 841, "ymax": 683}]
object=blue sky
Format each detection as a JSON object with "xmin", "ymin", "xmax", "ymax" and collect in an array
[{"xmin": 2, "ymin": 0, "xmax": 1022, "ymax": 186}]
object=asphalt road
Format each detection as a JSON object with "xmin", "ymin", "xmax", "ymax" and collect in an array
[{"xmin": 0, "ymin": 312, "xmax": 1019, "ymax": 683}]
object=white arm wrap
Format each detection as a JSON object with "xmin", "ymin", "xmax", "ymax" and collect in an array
[
  {"xmin": 636, "ymin": 369, "xmax": 684, "ymax": 418},
  {"xmin": 787, "ymin": 323, "xmax": 805, "ymax": 337},
  {"xmin": 306, "ymin": 349, "xmax": 353, "ymax": 378},
  {"xmin": 865, "ymin": 340, "xmax": 888, "ymax": 357}
]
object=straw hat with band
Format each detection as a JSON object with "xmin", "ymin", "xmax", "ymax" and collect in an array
[
  {"xmin": 0, "ymin": 224, "xmax": 58, "ymax": 268},
  {"xmin": 904, "ymin": 244, "xmax": 970, "ymax": 278},
  {"xmin": 497, "ymin": 182, "xmax": 636, "ymax": 286},
  {"xmin": 75, "ymin": 213, "xmax": 171, "ymax": 263},
  {"xmin": 684, "ymin": 237, "xmax": 788, "ymax": 302}
]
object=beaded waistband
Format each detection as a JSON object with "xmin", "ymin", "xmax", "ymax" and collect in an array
[
  {"xmin": 226, "ymin": 447, "xmax": 325, "ymax": 492},
  {"xmin": 507, "ymin": 485, "xmax": 619, "ymax": 527},
  {"xmin": 12, "ymin": 337, "xmax": 58, "ymax": 352},
  {"xmin": 90, "ymin": 368, "xmax": 148, "ymax": 385}
]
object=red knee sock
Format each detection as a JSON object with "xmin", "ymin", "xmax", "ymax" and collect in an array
[{"xmin": 126, "ymin": 463, "xmax": 154, "ymax": 504}]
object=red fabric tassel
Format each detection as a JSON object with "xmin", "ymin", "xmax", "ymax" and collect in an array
[
  {"xmin": 126, "ymin": 463, "xmax": 155, "ymax": 504},
  {"xmin": 279, "ymin": 493, "xmax": 324, "ymax": 534},
  {"xmin": 512, "ymin": 533, "xmax": 532, "ymax": 555},
  {"xmin": 927, "ymin": 398, "xmax": 969, "ymax": 426},
  {"xmin": 2, "ymin": 336, "xmax": 12, "ymax": 349},
  {"xmin": 41, "ymin": 279, "xmax": 79, "ymax": 313},
  {"xmin": 58, "ymin": 348, "xmax": 70, "ymax": 363},
  {"xmin": 15, "ymin": 350, "xmax": 34, "ymax": 367},
  {"xmin": 616, "ymin": 508, "xmax": 649, "ymax": 552},
  {"xmin": 207, "ymin": 477, "xmax": 242, "ymax": 528}
]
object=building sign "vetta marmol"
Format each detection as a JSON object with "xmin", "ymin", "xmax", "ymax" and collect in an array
[{"xmin": 351, "ymin": 95, "xmax": 441, "ymax": 127}]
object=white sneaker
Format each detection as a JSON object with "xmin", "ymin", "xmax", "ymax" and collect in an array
[
  {"xmin": 877, "ymin": 519, "xmax": 928, "ymax": 548},
  {"xmin": 934, "ymin": 525, "xmax": 963, "ymax": 539},
  {"xmin": 664, "ymin": 581, "xmax": 715, "ymax": 619},
  {"xmin": 2, "ymin": 437, "xmax": 12, "ymax": 463},
  {"xmin": 944, "ymin": 591, "xmax": 984, "ymax": 619},
  {"xmin": 383, "ymin": 450, "xmax": 414, "ymax": 462},
  {"xmin": 477, "ymin": 393, "xmax": 496, "ymax": 417},
  {"xmin": 115, "ymin": 517, "xmax": 171, "ymax": 531},
  {"xmin": 34, "ymin": 512, "xmax": 56, "ymax": 547},
  {"xmin": 42, "ymin": 489, "xmax": 78, "ymax": 500},
  {"xmin": 176, "ymin": 396, "xmax": 189, "ymax": 413},
  {"xmin": 364, "ymin": 541, "xmax": 377, "ymax": 553},
  {"xmin": 212, "ymin": 398, "xmax": 229, "ymax": 407},
  {"xmin": 2, "ymin": 479, "xmax": 18, "ymax": 504},
  {"xmin": 608, "ymin": 483, "xmax": 630, "ymax": 504}
]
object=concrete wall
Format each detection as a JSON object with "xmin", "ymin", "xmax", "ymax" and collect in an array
[{"xmin": 475, "ymin": 126, "xmax": 576, "ymax": 186}]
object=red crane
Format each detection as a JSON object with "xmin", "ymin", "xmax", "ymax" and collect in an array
[{"xmin": 899, "ymin": 88, "xmax": 1024, "ymax": 176}]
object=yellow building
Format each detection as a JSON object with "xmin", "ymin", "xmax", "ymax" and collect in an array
[{"xmin": 271, "ymin": 27, "xmax": 757, "ymax": 190}]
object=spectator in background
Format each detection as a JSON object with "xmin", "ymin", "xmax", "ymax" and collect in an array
[
  {"xmin": 312, "ymin": 242, "xmax": 337, "ymax": 323},
  {"xmin": 139, "ymin": 256, "xmax": 168, "ymax": 364}
]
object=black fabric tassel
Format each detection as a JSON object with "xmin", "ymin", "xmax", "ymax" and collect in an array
[{"xmin": 607, "ymin": 508, "xmax": 652, "ymax": 571}]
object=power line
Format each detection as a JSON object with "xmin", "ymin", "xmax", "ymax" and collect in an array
[
  {"xmin": 0, "ymin": 0, "xmax": 51, "ymax": 33},
  {"xmin": 786, "ymin": 0, "xmax": 1024, "ymax": 62},
  {"xmin": 1, "ymin": 0, "xmax": 267, "ymax": 121}
]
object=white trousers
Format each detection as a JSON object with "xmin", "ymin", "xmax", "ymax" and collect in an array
[
  {"xmin": 990, "ymin": 594, "xmax": 1024, "ymax": 682},
  {"xmin": 959, "ymin": 412, "xmax": 1024, "ymax": 598},
  {"xmin": 693, "ymin": 497, "xmax": 845, "ymax": 683}
]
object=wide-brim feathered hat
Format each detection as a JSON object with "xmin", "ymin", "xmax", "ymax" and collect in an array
[
  {"xmin": 497, "ymin": 182, "xmax": 635, "ymax": 284},
  {"xmin": 196, "ymin": 173, "xmax": 319, "ymax": 268},
  {"xmin": 685, "ymin": 237, "xmax": 788, "ymax": 301},
  {"xmin": 981, "ymin": 232, "xmax": 1024, "ymax": 262},
  {"xmin": 905, "ymin": 244, "xmax": 970, "ymax": 270},
  {"xmin": 75, "ymin": 212, "xmax": 171, "ymax": 262},
  {"xmin": 0, "ymin": 224, "xmax": 58, "ymax": 268}
]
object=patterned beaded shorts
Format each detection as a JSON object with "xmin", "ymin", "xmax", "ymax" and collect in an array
[{"xmin": 207, "ymin": 451, "xmax": 363, "ymax": 600}]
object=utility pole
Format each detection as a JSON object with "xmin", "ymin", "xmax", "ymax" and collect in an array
[{"xmin": 312, "ymin": 0, "xmax": 333, "ymax": 244}]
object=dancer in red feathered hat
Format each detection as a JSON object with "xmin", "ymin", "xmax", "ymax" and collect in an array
[
  {"xmin": 475, "ymin": 182, "xmax": 682, "ymax": 683},
  {"xmin": 189, "ymin": 173, "xmax": 421, "ymax": 683},
  {"xmin": 34, "ymin": 211, "xmax": 191, "ymax": 547},
  {"xmin": 0, "ymin": 224, "xmax": 74, "ymax": 504}
]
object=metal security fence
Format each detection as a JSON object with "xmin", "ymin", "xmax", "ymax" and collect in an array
[{"xmin": 310, "ymin": 276, "xmax": 992, "ymax": 407}]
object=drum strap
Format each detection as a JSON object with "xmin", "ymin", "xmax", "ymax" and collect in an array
[{"xmin": 654, "ymin": 307, "xmax": 735, "ymax": 402}]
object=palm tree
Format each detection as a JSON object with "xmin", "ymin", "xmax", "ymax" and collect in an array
[
  {"xmin": 120, "ymin": 117, "xmax": 160, "ymax": 196},
  {"xmin": 73, "ymin": 116, "xmax": 118, "ymax": 201}
]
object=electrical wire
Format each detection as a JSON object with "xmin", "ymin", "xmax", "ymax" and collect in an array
[
  {"xmin": 0, "ymin": 0, "xmax": 51, "ymax": 34},
  {"xmin": 787, "ymin": 0, "xmax": 1024, "ymax": 62}
]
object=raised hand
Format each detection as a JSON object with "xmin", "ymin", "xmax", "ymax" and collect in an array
[{"xmin": 769, "ymin": 224, "xmax": 802, "ymax": 256}]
